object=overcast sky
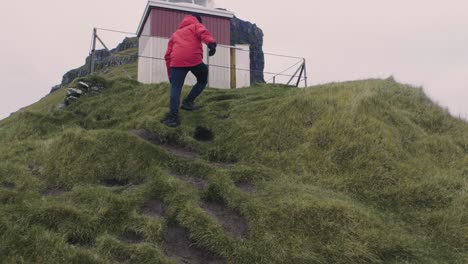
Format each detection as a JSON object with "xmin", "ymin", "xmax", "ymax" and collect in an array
[{"xmin": 0, "ymin": 0, "xmax": 467, "ymax": 120}]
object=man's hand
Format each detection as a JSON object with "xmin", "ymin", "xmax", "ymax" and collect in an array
[{"xmin": 208, "ymin": 42, "xmax": 217, "ymax": 57}]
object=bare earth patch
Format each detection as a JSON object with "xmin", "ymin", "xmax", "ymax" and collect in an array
[
  {"xmin": 100, "ymin": 178, "xmax": 130, "ymax": 187},
  {"xmin": 1, "ymin": 182, "xmax": 15, "ymax": 189},
  {"xmin": 172, "ymin": 173, "xmax": 209, "ymax": 190},
  {"xmin": 28, "ymin": 164, "xmax": 42, "ymax": 177},
  {"xmin": 44, "ymin": 187, "xmax": 67, "ymax": 197},
  {"xmin": 133, "ymin": 129, "xmax": 199, "ymax": 160},
  {"xmin": 119, "ymin": 230, "xmax": 145, "ymax": 244},
  {"xmin": 163, "ymin": 225, "xmax": 225, "ymax": 264},
  {"xmin": 133, "ymin": 129, "xmax": 237, "ymax": 170},
  {"xmin": 141, "ymin": 199, "xmax": 166, "ymax": 218},
  {"xmin": 193, "ymin": 126, "xmax": 214, "ymax": 142},
  {"xmin": 201, "ymin": 201, "xmax": 248, "ymax": 240},
  {"xmin": 235, "ymin": 182, "xmax": 257, "ymax": 193},
  {"xmin": 66, "ymin": 235, "xmax": 95, "ymax": 248},
  {"xmin": 211, "ymin": 162, "xmax": 236, "ymax": 169}
]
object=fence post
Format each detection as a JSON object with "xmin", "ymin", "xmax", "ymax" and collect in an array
[
  {"xmin": 230, "ymin": 47, "xmax": 237, "ymax": 89},
  {"xmin": 90, "ymin": 28, "xmax": 97, "ymax": 74},
  {"xmin": 207, "ymin": 54, "xmax": 210, "ymax": 88},
  {"xmin": 287, "ymin": 62, "xmax": 303, "ymax": 86},
  {"xmin": 303, "ymin": 58, "xmax": 308, "ymax": 88},
  {"xmin": 295, "ymin": 62, "xmax": 305, "ymax": 87}
]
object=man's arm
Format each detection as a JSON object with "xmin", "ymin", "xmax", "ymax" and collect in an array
[
  {"xmin": 195, "ymin": 24, "xmax": 215, "ymax": 46},
  {"xmin": 164, "ymin": 38, "xmax": 174, "ymax": 79}
]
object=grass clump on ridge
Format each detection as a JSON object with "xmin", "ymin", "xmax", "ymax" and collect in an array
[{"xmin": 0, "ymin": 74, "xmax": 467, "ymax": 263}]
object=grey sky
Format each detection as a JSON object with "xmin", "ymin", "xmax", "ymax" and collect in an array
[{"xmin": 1, "ymin": 0, "xmax": 467, "ymax": 120}]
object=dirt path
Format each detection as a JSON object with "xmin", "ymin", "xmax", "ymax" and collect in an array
[
  {"xmin": 119, "ymin": 230, "xmax": 145, "ymax": 244},
  {"xmin": 201, "ymin": 201, "xmax": 248, "ymax": 240},
  {"xmin": 133, "ymin": 129, "xmax": 199, "ymax": 160},
  {"xmin": 172, "ymin": 173, "xmax": 209, "ymax": 190},
  {"xmin": 132, "ymin": 129, "xmax": 236, "ymax": 169},
  {"xmin": 0, "ymin": 182, "xmax": 15, "ymax": 189},
  {"xmin": 235, "ymin": 182, "xmax": 257, "ymax": 193},
  {"xmin": 163, "ymin": 225, "xmax": 225, "ymax": 264},
  {"xmin": 140, "ymin": 199, "xmax": 166, "ymax": 219},
  {"xmin": 43, "ymin": 187, "xmax": 66, "ymax": 196}
]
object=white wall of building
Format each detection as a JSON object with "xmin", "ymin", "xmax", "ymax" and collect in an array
[
  {"xmin": 208, "ymin": 46, "xmax": 230, "ymax": 89},
  {"xmin": 235, "ymin": 44, "xmax": 250, "ymax": 88},
  {"xmin": 138, "ymin": 17, "xmax": 152, "ymax": 84}
]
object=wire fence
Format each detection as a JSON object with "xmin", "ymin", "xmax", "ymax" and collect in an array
[{"xmin": 92, "ymin": 27, "xmax": 308, "ymax": 88}]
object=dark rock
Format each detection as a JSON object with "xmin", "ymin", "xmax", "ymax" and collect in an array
[
  {"xmin": 50, "ymin": 84, "xmax": 61, "ymax": 94},
  {"xmin": 231, "ymin": 17, "xmax": 265, "ymax": 84},
  {"xmin": 112, "ymin": 37, "xmax": 139, "ymax": 53}
]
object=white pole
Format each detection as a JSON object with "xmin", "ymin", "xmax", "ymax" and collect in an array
[{"xmin": 90, "ymin": 28, "xmax": 97, "ymax": 74}]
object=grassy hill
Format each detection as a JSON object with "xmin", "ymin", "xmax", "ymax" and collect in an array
[{"xmin": 0, "ymin": 72, "xmax": 467, "ymax": 263}]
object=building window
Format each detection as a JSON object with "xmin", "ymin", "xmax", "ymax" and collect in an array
[
  {"xmin": 165, "ymin": 0, "xmax": 208, "ymax": 6},
  {"xmin": 194, "ymin": 0, "xmax": 208, "ymax": 6}
]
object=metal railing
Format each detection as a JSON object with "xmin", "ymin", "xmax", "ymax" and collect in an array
[{"xmin": 90, "ymin": 27, "xmax": 308, "ymax": 88}]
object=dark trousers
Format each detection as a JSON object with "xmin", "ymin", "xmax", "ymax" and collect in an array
[{"xmin": 169, "ymin": 63, "xmax": 208, "ymax": 116}]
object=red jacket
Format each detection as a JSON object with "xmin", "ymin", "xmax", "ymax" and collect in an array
[{"xmin": 164, "ymin": 15, "xmax": 216, "ymax": 77}]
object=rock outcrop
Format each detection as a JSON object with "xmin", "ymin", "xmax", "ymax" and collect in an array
[{"xmin": 231, "ymin": 17, "xmax": 265, "ymax": 84}]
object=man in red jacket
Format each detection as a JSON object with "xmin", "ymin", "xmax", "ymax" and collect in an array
[{"xmin": 162, "ymin": 13, "xmax": 217, "ymax": 127}]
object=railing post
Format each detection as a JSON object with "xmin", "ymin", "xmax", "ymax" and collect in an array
[
  {"xmin": 296, "ymin": 62, "xmax": 305, "ymax": 87},
  {"xmin": 287, "ymin": 62, "xmax": 303, "ymax": 86},
  {"xmin": 90, "ymin": 28, "xmax": 97, "ymax": 75},
  {"xmin": 303, "ymin": 58, "xmax": 308, "ymax": 88},
  {"xmin": 207, "ymin": 53, "xmax": 210, "ymax": 88}
]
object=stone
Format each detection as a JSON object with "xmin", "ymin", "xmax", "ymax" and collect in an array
[
  {"xmin": 67, "ymin": 88, "xmax": 83, "ymax": 97},
  {"xmin": 65, "ymin": 96, "xmax": 79, "ymax": 106},
  {"xmin": 56, "ymin": 103, "xmax": 66, "ymax": 110},
  {"xmin": 50, "ymin": 84, "xmax": 62, "ymax": 94},
  {"xmin": 91, "ymin": 86, "xmax": 103, "ymax": 92},
  {"xmin": 78, "ymin": 81, "xmax": 90, "ymax": 90}
]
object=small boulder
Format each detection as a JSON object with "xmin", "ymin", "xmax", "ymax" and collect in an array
[
  {"xmin": 67, "ymin": 88, "xmax": 83, "ymax": 97},
  {"xmin": 91, "ymin": 86, "xmax": 104, "ymax": 92},
  {"xmin": 78, "ymin": 81, "xmax": 90, "ymax": 91},
  {"xmin": 50, "ymin": 84, "xmax": 62, "ymax": 94},
  {"xmin": 56, "ymin": 103, "xmax": 66, "ymax": 110},
  {"xmin": 65, "ymin": 96, "xmax": 80, "ymax": 106}
]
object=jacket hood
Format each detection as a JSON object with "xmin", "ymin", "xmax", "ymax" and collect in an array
[{"xmin": 178, "ymin": 15, "xmax": 200, "ymax": 29}]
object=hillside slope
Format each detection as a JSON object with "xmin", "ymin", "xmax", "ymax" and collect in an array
[{"xmin": 0, "ymin": 76, "xmax": 467, "ymax": 264}]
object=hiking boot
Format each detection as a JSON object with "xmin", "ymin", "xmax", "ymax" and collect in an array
[
  {"xmin": 161, "ymin": 115, "xmax": 179, "ymax": 128},
  {"xmin": 181, "ymin": 100, "xmax": 202, "ymax": 111}
]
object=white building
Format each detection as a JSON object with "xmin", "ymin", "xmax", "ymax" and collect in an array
[{"xmin": 137, "ymin": 0, "xmax": 251, "ymax": 89}]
